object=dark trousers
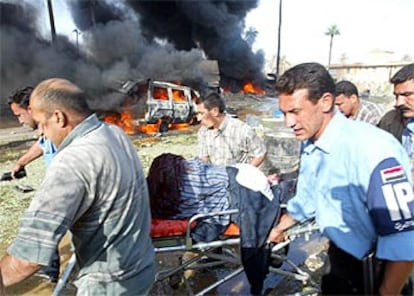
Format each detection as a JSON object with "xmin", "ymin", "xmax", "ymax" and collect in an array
[
  {"xmin": 321, "ymin": 243, "xmax": 366, "ymax": 295},
  {"xmin": 321, "ymin": 243, "xmax": 412, "ymax": 296}
]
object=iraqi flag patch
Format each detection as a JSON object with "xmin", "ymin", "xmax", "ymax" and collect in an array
[{"xmin": 380, "ymin": 165, "xmax": 406, "ymax": 183}]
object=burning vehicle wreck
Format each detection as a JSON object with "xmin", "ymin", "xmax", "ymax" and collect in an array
[{"xmin": 100, "ymin": 79, "xmax": 200, "ymax": 134}]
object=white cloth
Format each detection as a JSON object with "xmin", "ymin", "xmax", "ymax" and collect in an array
[{"xmin": 233, "ymin": 163, "xmax": 274, "ymax": 201}]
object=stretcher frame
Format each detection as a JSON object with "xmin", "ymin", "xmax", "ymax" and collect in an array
[
  {"xmin": 152, "ymin": 210, "xmax": 321, "ymax": 296},
  {"xmin": 152, "ymin": 209, "xmax": 241, "ymax": 295},
  {"xmin": 53, "ymin": 210, "xmax": 321, "ymax": 296}
]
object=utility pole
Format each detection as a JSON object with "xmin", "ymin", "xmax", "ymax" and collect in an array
[
  {"xmin": 275, "ymin": 0, "xmax": 283, "ymax": 77},
  {"xmin": 73, "ymin": 29, "xmax": 81, "ymax": 50},
  {"xmin": 90, "ymin": 0, "xmax": 97, "ymax": 27},
  {"xmin": 47, "ymin": 0, "xmax": 56, "ymax": 43}
]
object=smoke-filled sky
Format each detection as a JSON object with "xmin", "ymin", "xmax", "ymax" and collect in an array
[{"xmin": 0, "ymin": 0, "xmax": 265, "ymax": 111}]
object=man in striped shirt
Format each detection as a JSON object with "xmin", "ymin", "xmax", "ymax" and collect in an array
[
  {"xmin": 335, "ymin": 80, "xmax": 385, "ymax": 125},
  {"xmin": 196, "ymin": 92, "xmax": 266, "ymax": 167}
]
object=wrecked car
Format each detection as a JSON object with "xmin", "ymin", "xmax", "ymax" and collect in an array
[{"xmin": 101, "ymin": 79, "xmax": 200, "ymax": 133}]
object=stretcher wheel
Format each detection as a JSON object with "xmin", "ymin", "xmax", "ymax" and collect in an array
[{"xmin": 168, "ymin": 273, "xmax": 182, "ymax": 289}]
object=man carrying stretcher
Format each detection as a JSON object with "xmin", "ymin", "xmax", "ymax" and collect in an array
[{"xmin": 268, "ymin": 62, "xmax": 414, "ymax": 295}]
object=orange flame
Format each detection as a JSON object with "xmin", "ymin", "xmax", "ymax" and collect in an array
[
  {"xmin": 136, "ymin": 120, "xmax": 191, "ymax": 134},
  {"xmin": 137, "ymin": 122, "xmax": 160, "ymax": 134},
  {"xmin": 153, "ymin": 87, "xmax": 168, "ymax": 100},
  {"xmin": 103, "ymin": 110, "xmax": 138, "ymax": 135},
  {"xmin": 242, "ymin": 82, "xmax": 266, "ymax": 95},
  {"xmin": 171, "ymin": 122, "xmax": 190, "ymax": 130},
  {"xmin": 172, "ymin": 89, "xmax": 186, "ymax": 102}
]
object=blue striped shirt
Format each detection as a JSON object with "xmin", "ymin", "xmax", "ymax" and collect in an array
[{"xmin": 173, "ymin": 158, "xmax": 230, "ymax": 226}]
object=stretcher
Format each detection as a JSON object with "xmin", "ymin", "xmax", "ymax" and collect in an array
[
  {"xmin": 151, "ymin": 209, "xmax": 242, "ymax": 295},
  {"xmin": 150, "ymin": 210, "xmax": 321, "ymax": 295},
  {"xmin": 53, "ymin": 211, "xmax": 320, "ymax": 296}
]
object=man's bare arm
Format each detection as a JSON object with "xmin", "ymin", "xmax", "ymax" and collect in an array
[
  {"xmin": 380, "ymin": 261, "xmax": 414, "ymax": 295},
  {"xmin": 11, "ymin": 142, "xmax": 43, "ymax": 176},
  {"xmin": 267, "ymin": 213, "xmax": 297, "ymax": 243},
  {"xmin": 0, "ymin": 267, "xmax": 5, "ymax": 296},
  {"xmin": 0, "ymin": 253, "xmax": 41, "ymax": 287},
  {"xmin": 199, "ymin": 156, "xmax": 209, "ymax": 163}
]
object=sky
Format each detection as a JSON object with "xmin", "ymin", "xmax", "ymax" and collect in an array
[
  {"xmin": 245, "ymin": 0, "xmax": 414, "ymax": 66},
  {"xmin": 45, "ymin": 0, "xmax": 414, "ymax": 67}
]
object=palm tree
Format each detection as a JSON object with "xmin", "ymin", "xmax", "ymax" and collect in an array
[
  {"xmin": 244, "ymin": 26, "xmax": 258, "ymax": 47},
  {"xmin": 325, "ymin": 24, "xmax": 340, "ymax": 69}
]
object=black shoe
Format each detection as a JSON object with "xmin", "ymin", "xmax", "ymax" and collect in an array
[
  {"xmin": 34, "ymin": 269, "xmax": 59, "ymax": 283},
  {"xmin": 35, "ymin": 258, "xmax": 60, "ymax": 283}
]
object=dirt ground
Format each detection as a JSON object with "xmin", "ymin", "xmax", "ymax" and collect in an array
[{"xmin": 0, "ymin": 94, "xmax": 327, "ymax": 295}]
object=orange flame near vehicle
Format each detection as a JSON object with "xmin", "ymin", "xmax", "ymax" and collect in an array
[
  {"xmin": 242, "ymin": 82, "xmax": 266, "ymax": 96},
  {"xmin": 136, "ymin": 120, "xmax": 191, "ymax": 134},
  {"xmin": 153, "ymin": 87, "xmax": 168, "ymax": 100},
  {"xmin": 172, "ymin": 89, "xmax": 186, "ymax": 102},
  {"xmin": 104, "ymin": 111, "xmax": 192, "ymax": 135},
  {"xmin": 103, "ymin": 110, "xmax": 139, "ymax": 135},
  {"xmin": 220, "ymin": 82, "xmax": 265, "ymax": 95},
  {"xmin": 137, "ymin": 121, "xmax": 160, "ymax": 134}
]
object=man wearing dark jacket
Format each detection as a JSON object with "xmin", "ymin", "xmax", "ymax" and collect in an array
[
  {"xmin": 378, "ymin": 63, "xmax": 414, "ymax": 154},
  {"xmin": 377, "ymin": 108, "xmax": 406, "ymax": 143}
]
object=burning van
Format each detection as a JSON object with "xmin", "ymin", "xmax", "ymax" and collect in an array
[{"xmin": 102, "ymin": 79, "xmax": 200, "ymax": 134}]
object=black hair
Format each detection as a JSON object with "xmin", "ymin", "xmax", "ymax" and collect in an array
[
  {"xmin": 146, "ymin": 153, "xmax": 185, "ymax": 218},
  {"xmin": 195, "ymin": 91, "xmax": 226, "ymax": 113},
  {"xmin": 7, "ymin": 86, "xmax": 34, "ymax": 108},
  {"xmin": 390, "ymin": 63, "xmax": 414, "ymax": 85},
  {"xmin": 274, "ymin": 62, "xmax": 335, "ymax": 104},
  {"xmin": 335, "ymin": 80, "xmax": 359, "ymax": 97}
]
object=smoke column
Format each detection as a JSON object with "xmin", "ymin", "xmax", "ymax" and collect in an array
[
  {"xmin": 126, "ymin": 0, "xmax": 265, "ymax": 89},
  {"xmin": 1, "ymin": 0, "xmax": 264, "ymax": 112}
]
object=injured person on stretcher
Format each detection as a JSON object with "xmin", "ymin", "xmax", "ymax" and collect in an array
[{"xmin": 147, "ymin": 153, "xmax": 298, "ymax": 295}]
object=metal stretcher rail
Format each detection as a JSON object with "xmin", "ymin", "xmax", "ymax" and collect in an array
[
  {"xmin": 269, "ymin": 218, "xmax": 321, "ymax": 292},
  {"xmin": 54, "ymin": 212, "xmax": 321, "ymax": 295},
  {"xmin": 153, "ymin": 208, "xmax": 242, "ymax": 295}
]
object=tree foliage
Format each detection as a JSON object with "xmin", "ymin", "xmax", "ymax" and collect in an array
[{"xmin": 244, "ymin": 26, "xmax": 258, "ymax": 46}]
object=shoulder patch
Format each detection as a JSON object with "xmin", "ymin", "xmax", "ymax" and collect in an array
[
  {"xmin": 380, "ymin": 165, "xmax": 405, "ymax": 183},
  {"xmin": 368, "ymin": 158, "xmax": 414, "ymax": 235}
]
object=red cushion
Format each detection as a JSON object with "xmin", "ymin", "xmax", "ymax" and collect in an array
[
  {"xmin": 150, "ymin": 219, "xmax": 240, "ymax": 238},
  {"xmin": 151, "ymin": 219, "xmax": 194, "ymax": 238}
]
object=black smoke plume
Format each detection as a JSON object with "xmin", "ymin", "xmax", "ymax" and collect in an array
[
  {"xmin": 126, "ymin": 0, "xmax": 265, "ymax": 90},
  {"xmin": 1, "ymin": 0, "xmax": 264, "ymax": 112}
]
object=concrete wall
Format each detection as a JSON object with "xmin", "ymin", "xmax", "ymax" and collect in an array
[{"xmin": 329, "ymin": 62, "xmax": 413, "ymax": 98}]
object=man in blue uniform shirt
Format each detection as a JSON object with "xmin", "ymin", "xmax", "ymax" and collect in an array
[
  {"xmin": 268, "ymin": 62, "xmax": 414, "ymax": 295},
  {"xmin": 7, "ymin": 86, "xmax": 59, "ymax": 282}
]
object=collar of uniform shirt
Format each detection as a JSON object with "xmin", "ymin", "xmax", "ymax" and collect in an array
[
  {"xmin": 406, "ymin": 118, "xmax": 414, "ymax": 133},
  {"xmin": 304, "ymin": 112, "xmax": 345, "ymax": 155}
]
